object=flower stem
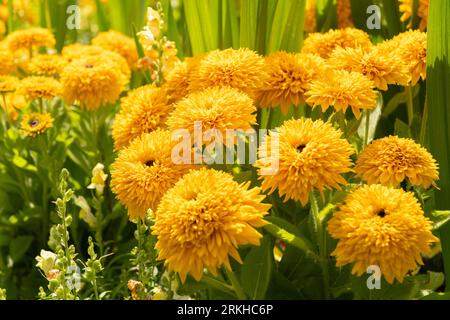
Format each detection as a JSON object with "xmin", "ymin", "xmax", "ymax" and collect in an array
[
  {"xmin": 225, "ymin": 268, "xmax": 246, "ymax": 300},
  {"xmin": 310, "ymin": 192, "xmax": 330, "ymax": 299},
  {"xmin": 405, "ymin": 85, "xmax": 415, "ymax": 126},
  {"xmin": 364, "ymin": 110, "xmax": 371, "ymax": 147}
]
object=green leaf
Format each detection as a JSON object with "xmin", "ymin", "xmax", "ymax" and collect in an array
[
  {"xmin": 264, "ymin": 221, "xmax": 320, "ymax": 262},
  {"xmin": 421, "ymin": 292, "xmax": 450, "ymax": 300},
  {"xmin": 426, "ymin": 0, "xmax": 450, "ymax": 291},
  {"xmin": 240, "ymin": 236, "xmax": 273, "ymax": 299},
  {"xmin": 380, "ymin": 0, "xmax": 403, "ymax": 38},
  {"xmin": 9, "ymin": 236, "xmax": 34, "ymax": 263},
  {"xmin": 431, "ymin": 211, "xmax": 450, "ymax": 230},
  {"xmin": 240, "ymin": 0, "xmax": 259, "ymax": 49}
]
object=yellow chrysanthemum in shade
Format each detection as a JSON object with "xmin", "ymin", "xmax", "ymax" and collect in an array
[
  {"xmin": 112, "ymin": 86, "xmax": 172, "ymax": 150},
  {"xmin": 255, "ymin": 119, "xmax": 354, "ymax": 206},
  {"xmin": 256, "ymin": 52, "xmax": 326, "ymax": 114},
  {"xmin": 21, "ymin": 112, "xmax": 53, "ymax": 137},
  {"xmin": 61, "ymin": 44, "xmax": 131, "ymax": 80},
  {"xmin": 26, "ymin": 54, "xmax": 68, "ymax": 76},
  {"xmin": 355, "ymin": 136, "xmax": 438, "ymax": 188},
  {"xmin": 328, "ymin": 184, "xmax": 438, "ymax": 284},
  {"xmin": 167, "ymin": 86, "xmax": 256, "ymax": 141},
  {"xmin": 305, "ymin": 70, "xmax": 377, "ymax": 118},
  {"xmin": 329, "ymin": 46, "xmax": 410, "ymax": 90},
  {"xmin": 61, "ymin": 55, "xmax": 127, "ymax": 110},
  {"xmin": 399, "ymin": 0, "xmax": 429, "ymax": 31},
  {"xmin": 0, "ymin": 50, "xmax": 14, "ymax": 75},
  {"xmin": 0, "ymin": 75, "xmax": 19, "ymax": 93},
  {"xmin": 304, "ymin": 0, "xmax": 317, "ymax": 33},
  {"xmin": 19, "ymin": 76, "xmax": 61, "ymax": 101},
  {"xmin": 111, "ymin": 130, "xmax": 195, "ymax": 220},
  {"xmin": 6, "ymin": 27, "xmax": 55, "ymax": 52},
  {"xmin": 302, "ymin": 28, "xmax": 372, "ymax": 59},
  {"xmin": 92, "ymin": 30, "xmax": 138, "ymax": 69},
  {"xmin": 337, "ymin": 0, "xmax": 353, "ymax": 29},
  {"xmin": 152, "ymin": 168, "xmax": 271, "ymax": 282},
  {"xmin": 163, "ymin": 57, "xmax": 200, "ymax": 103},
  {"xmin": 189, "ymin": 48, "xmax": 267, "ymax": 97}
]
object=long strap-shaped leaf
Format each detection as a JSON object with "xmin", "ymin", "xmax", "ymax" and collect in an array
[{"xmin": 427, "ymin": 0, "xmax": 450, "ymax": 290}]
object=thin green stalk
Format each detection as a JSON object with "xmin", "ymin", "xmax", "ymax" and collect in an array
[
  {"xmin": 419, "ymin": 97, "xmax": 428, "ymax": 145},
  {"xmin": 364, "ymin": 110, "xmax": 371, "ymax": 147},
  {"xmin": 310, "ymin": 193, "xmax": 330, "ymax": 300},
  {"xmin": 405, "ymin": 85, "xmax": 415, "ymax": 126},
  {"xmin": 38, "ymin": 98, "xmax": 44, "ymax": 113},
  {"xmin": 201, "ymin": 275, "xmax": 235, "ymax": 296},
  {"xmin": 1, "ymin": 93, "xmax": 11, "ymax": 128},
  {"xmin": 225, "ymin": 268, "xmax": 246, "ymax": 300}
]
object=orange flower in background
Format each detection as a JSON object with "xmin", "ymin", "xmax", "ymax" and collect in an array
[
  {"xmin": 189, "ymin": 48, "xmax": 267, "ymax": 97},
  {"xmin": 355, "ymin": 136, "xmax": 439, "ymax": 188},
  {"xmin": 163, "ymin": 57, "xmax": 200, "ymax": 104},
  {"xmin": 26, "ymin": 54, "xmax": 68, "ymax": 76},
  {"xmin": 329, "ymin": 46, "xmax": 410, "ymax": 90},
  {"xmin": 337, "ymin": 0, "xmax": 354, "ymax": 29},
  {"xmin": 257, "ymin": 52, "xmax": 326, "ymax": 114},
  {"xmin": 19, "ymin": 76, "xmax": 61, "ymax": 101},
  {"xmin": 0, "ymin": 49, "xmax": 14, "ymax": 75},
  {"xmin": 153, "ymin": 168, "xmax": 270, "ymax": 282},
  {"xmin": 92, "ymin": 30, "xmax": 138, "ymax": 69},
  {"xmin": 399, "ymin": 0, "xmax": 429, "ymax": 30},
  {"xmin": 328, "ymin": 184, "xmax": 438, "ymax": 284},
  {"xmin": 61, "ymin": 55, "xmax": 127, "ymax": 110},
  {"xmin": 302, "ymin": 28, "xmax": 372, "ymax": 59},
  {"xmin": 6, "ymin": 27, "xmax": 55, "ymax": 53},
  {"xmin": 305, "ymin": 69, "xmax": 377, "ymax": 118}
]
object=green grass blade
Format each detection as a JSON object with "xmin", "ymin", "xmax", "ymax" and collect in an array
[
  {"xmin": 267, "ymin": 0, "xmax": 291, "ymax": 53},
  {"xmin": 240, "ymin": 0, "xmax": 259, "ymax": 49},
  {"xmin": 7, "ymin": 0, "xmax": 14, "ymax": 33},
  {"xmin": 426, "ymin": 0, "xmax": 450, "ymax": 290},
  {"xmin": 95, "ymin": 0, "xmax": 111, "ymax": 32},
  {"xmin": 380, "ymin": 0, "xmax": 403, "ymax": 38},
  {"xmin": 280, "ymin": 0, "xmax": 306, "ymax": 52},
  {"xmin": 183, "ymin": 0, "xmax": 206, "ymax": 54}
]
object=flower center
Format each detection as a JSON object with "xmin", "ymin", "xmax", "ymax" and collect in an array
[
  {"xmin": 377, "ymin": 209, "xmax": 386, "ymax": 218},
  {"xmin": 85, "ymin": 64, "xmax": 94, "ymax": 68},
  {"xmin": 145, "ymin": 160, "xmax": 155, "ymax": 167},
  {"xmin": 29, "ymin": 119, "xmax": 40, "ymax": 128},
  {"xmin": 297, "ymin": 144, "xmax": 306, "ymax": 153}
]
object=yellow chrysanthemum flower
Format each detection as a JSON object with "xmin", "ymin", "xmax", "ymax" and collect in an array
[
  {"xmin": 112, "ymin": 86, "xmax": 172, "ymax": 150},
  {"xmin": 256, "ymin": 119, "xmax": 354, "ymax": 206},
  {"xmin": 337, "ymin": 0, "xmax": 354, "ymax": 29},
  {"xmin": 329, "ymin": 46, "xmax": 410, "ymax": 90},
  {"xmin": 21, "ymin": 112, "xmax": 53, "ymax": 137},
  {"xmin": 111, "ymin": 130, "xmax": 195, "ymax": 220},
  {"xmin": 92, "ymin": 30, "xmax": 138, "ymax": 69},
  {"xmin": 302, "ymin": 28, "xmax": 372, "ymax": 59},
  {"xmin": 0, "ymin": 50, "xmax": 14, "ymax": 75},
  {"xmin": 328, "ymin": 184, "xmax": 438, "ymax": 284},
  {"xmin": 304, "ymin": 0, "xmax": 317, "ymax": 33},
  {"xmin": 61, "ymin": 44, "xmax": 131, "ymax": 80},
  {"xmin": 152, "ymin": 168, "xmax": 271, "ymax": 282},
  {"xmin": 19, "ymin": 76, "xmax": 61, "ymax": 101},
  {"xmin": 61, "ymin": 55, "xmax": 127, "ymax": 110},
  {"xmin": 189, "ymin": 48, "xmax": 267, "ymax": 97},
  {"xmin": 355, "ymin": 136, "xmax": 438, "ymax": 188},
  {"xmin": 167, "ymin": 86, "xmax": 256, "ymax": 142},
  {"xmin": 26, "ymin": 54, "xmax": 68, "ymax": 76},
  {"xmin": 305, "ymin": 70, "xmax": 377, "ymax": 118},
  {"xmin": 378, "ymin": 30, "xmax": 427, "ymax": 85},
  {"xmin": 6, "ymin": 27, "xmax": 55, "ymax": 52},
  {"xmin": 163, "ymin": 57, "xmax": 200, "ymax": 104},
  {"xmin": 0, "ymin": 75, "xmax": 19, "ymax": 93},
  {"xmin": 399, "ymin": 0, "xmax": 429, "ymax": 31},
  {"xmin": 257, "ymin": 52, "xmax": 326, "ymax": 114}
]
